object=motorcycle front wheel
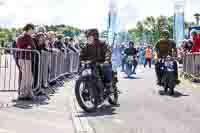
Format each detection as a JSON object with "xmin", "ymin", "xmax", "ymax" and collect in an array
[
  {"xmin": 75, "ymin": 76, "xmax": 97, "ymax": 113},
  {"xmin": 108, "ymin": 85, "xmax": 119, "ymax": 105},
  {"xmin": 125, "ymin": 63, "xmax": 133, "ymax": 77}
]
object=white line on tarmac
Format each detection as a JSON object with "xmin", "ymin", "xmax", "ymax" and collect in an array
[
  {"xmin": 0, "ymin": 128, "xmax": 17, "ymax": 133},
  {"xmin": 70, "ymin": 96, "xmax": 95, "ymax": 133}
]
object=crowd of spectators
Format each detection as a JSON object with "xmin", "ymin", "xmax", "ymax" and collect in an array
[
  {"xmin": 15, "ymin": 23, "xmax": 80, "ymax": 100},
  {"xmin": 179, "ymin": 30, "xmax": 200, "ymax": 55}
]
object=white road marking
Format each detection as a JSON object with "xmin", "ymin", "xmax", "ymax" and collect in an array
[
  {"xmin": 113, "ymin": 118, "xmax": 124, "ymax": 124},
  {"xmin": 0, "ymin": 128, "xmax": 17, "ymax": 133},
  {"xmin": 69, "ymin": 79, "xmax": 94, "ymax": 133}
]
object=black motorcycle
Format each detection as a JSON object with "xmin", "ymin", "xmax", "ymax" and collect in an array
[
  {"xmin": 159, "ymin": 56, "xmax": 177, "ymax": 95},
  {"xmin": 75, "ymin": 61, "xmax": 119, "ymax": 113}
]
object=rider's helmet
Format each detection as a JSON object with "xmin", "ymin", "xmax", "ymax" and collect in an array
[
  {"xmin": 160, "ymin": 29, "xmax": 170, "ymax": 39},
  {"xmin": 129, "ymin": 41, "xmax": 134, "ymax": 47},
  {"xmin": 86, "ymin": 29, "xmax": 99, "ymax": 40}
]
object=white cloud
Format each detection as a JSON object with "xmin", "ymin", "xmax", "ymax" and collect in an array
[{"xmin": 0, "ymin": 0, "xmax": 199, "ymax": 29}]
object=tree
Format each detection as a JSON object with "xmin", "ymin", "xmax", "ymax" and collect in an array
[{"xmin": 128, "ymin": 15, "xmax": 191, "ymax": 46}]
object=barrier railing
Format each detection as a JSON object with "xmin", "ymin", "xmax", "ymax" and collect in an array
[
  {"xmin": 183, "ymin": 53, "xmax": 200, "ymax": 77},
  {"xmin": 0, "ymin": 48, "xmax": 41, "ymax": 92},
  {"xmin": 47, "ymin": 50, "xmax": 80, "ymax": 83},
  {"xmin": 0, "ymin": 47, "xmax": 80, "ymax": 102}
]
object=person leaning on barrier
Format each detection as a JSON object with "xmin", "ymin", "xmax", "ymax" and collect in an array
[
  {"xmin": 16, "ymin": 23, "xmax": 36, "ymax": 100},
  {"xmin": 46, "ymin": 31, "xmax": 59, "ymax": 53},
  {"xmin": 68, "ymin": 37, "xmax": 79, "ymax": 53},
  {"xmin": 32, "ymin": 33, "xmax": 50, "ymax": 93},
  {"xmin": 54, "ymin": 34, "xmax": 65, "ymax": 52},
  {"xmin": 154, "ymin": 29, "xmax": 179, "ymax": 85},
  {"xmin": 190, "ymin": 30, "xmax": 200, "ymax": 53},
  {"xmin": 80, "ymin": 28, "xmax": 112, "ymax": 90}
]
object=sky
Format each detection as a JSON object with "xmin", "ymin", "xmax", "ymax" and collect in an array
[{"xmin": 0, "ymin": 0, "xmax": 199, "ymax": 30}]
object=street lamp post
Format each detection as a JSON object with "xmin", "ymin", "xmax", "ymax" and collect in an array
[{"xmin": 194, "ymin": 13, "xmax": 200, "ymax": 25}]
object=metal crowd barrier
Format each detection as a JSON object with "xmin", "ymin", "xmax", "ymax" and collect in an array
[
  {"xmin": 0, "ymin": 48, "xmax": 40, "ymax": 101},
  {"xmin": 40, "ymin": 49, "xmax": 80, "ymax": 84},
  {"xmin": 183, "ymin": 53, "xmax": 200, "ymax": 77},
  {"xmin": 0, "ymin": 47, "xmax": 80, "ymax": 102}
]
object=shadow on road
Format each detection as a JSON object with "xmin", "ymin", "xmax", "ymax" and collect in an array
[
  {"xmin": 77, "ymin": 104, "xmax": 118, "ymax": 118},
  {"xmin": 11, "ymin": 99, "xmax": 49, "ymax": 109},
  {"xmin": 159, "ymin": 90, "xmax": 190, "ymax": 98}
]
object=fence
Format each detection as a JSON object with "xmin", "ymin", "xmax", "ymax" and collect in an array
[
  {"xmin": 41, "ymin": 49, "xmax": 80, "ymax": 86},
  {"xmin": 183, "ymin": 53, "xmax": 200, "ymax": 77},
  {"xmin": 0, "ymin": 47, "xmax": 80, "ymax": 102}
]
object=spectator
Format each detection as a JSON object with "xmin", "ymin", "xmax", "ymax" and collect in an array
[
  {"xmin": 34, "ymin": 33, "xmax": 49, "ymax": 90},
  {"xmin": 191, "ymin": 30, "xmax": 200, "ymax": 53},
  {"xmin": 16, "ymin": 23, "xmax": 36, "ymax": 100},
  {"xmin": 54, "ymin": 34, "xmax": 65, "ymax": 52},
  {"xmin": 47, "ymin": 31, "xmax": 59, "ymax": 52},
  {"xmin": 36, "ymin": 25, "xmax": 47, "ymax": 33},
  {"xmin": 47, "ymin": 31, "xmax": 56, "ymax": 49},
  {"xmin": 144, "ymin": 45, "xmax": 152, "ymax": 68},
  {"xmin": 74, "ymin": 38, "xmax": 81, "ymax": 52},
  {"xmin": 68, "ymin": 37, "xmax": 78, "ymax": 53}
]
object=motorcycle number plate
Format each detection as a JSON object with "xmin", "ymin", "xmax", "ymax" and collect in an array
[{"xmin": 127, "ymin": 56, "xmax": 133, "ymax": 61}]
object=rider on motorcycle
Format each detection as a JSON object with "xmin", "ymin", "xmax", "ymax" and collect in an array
[
  {"xmin": 124, "ymin": 41, "xmax": 138, "ymax": 74},
  {"xmin": 80, "ymin": 28, "xmax": 112, "ymax": 88},
  {"xmin": 154, "ymin": 29, "xmax": 179, "ymax": 85}
]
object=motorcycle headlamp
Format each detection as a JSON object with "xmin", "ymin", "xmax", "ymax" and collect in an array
[{"xmin": 82, "ymin": 69, "xmax": 92, "ymax": 76}]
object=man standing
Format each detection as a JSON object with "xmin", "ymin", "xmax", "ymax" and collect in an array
[
  {"xmin": 144, "ymin": 45, "xmax": 152, "ymax": 68},
  {"xmin": 16, "ymin": 24, "xmax": 36, "ymax": 100}
]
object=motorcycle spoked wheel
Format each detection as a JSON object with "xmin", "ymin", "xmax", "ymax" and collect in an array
[{"xmin": 75, "ymin": 76, "xmax": 98, "ymax": 113}]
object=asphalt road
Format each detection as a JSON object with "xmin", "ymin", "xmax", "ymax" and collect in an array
[{"xmin": 79, "ymin": 66, "xmax": 200, "ymax": 133}]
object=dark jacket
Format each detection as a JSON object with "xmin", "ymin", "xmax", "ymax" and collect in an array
[
  {"xmin": 80, "ymin": 40, "xmax": 111, "ymax": 63},
  {"xmin": 65, "ymin": 43, "xmax": 77, "ymax": 53},
  {"xmin": 54, "ymin": 40, "xmax": 65, "ymax": 51},
  {"xmin": 124, "ymin": 47, "xmax": 137, "ymax": 56}
]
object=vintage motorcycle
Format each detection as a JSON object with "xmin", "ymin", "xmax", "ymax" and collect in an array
[
  {"xmin": 75, "ymin": 61, "xmax": 119, "ymax": 113},
  {"xmin": 159, "ymin": 56, "xmax": 178, "ymax": 95},
  {"xmin": 125, "ymin": 55, "xmax": 137, "ymax": 77}
]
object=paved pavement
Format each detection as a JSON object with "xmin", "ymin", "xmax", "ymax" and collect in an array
[
  {"xmin": 0, "ymin": 80, "xmax": 75, "ymax": 133},
  {"xmin": 74, "ymin": 66, "xmax": 200, "ymax": 133}
]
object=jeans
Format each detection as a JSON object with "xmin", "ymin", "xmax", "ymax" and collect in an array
[
  {"xmin": 121, "ymin": 58, "xmax": 126, "ymax": 71},
  {"xmin": 144, "ymin": 58, "xmax": 151, "ymax": 68}
]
